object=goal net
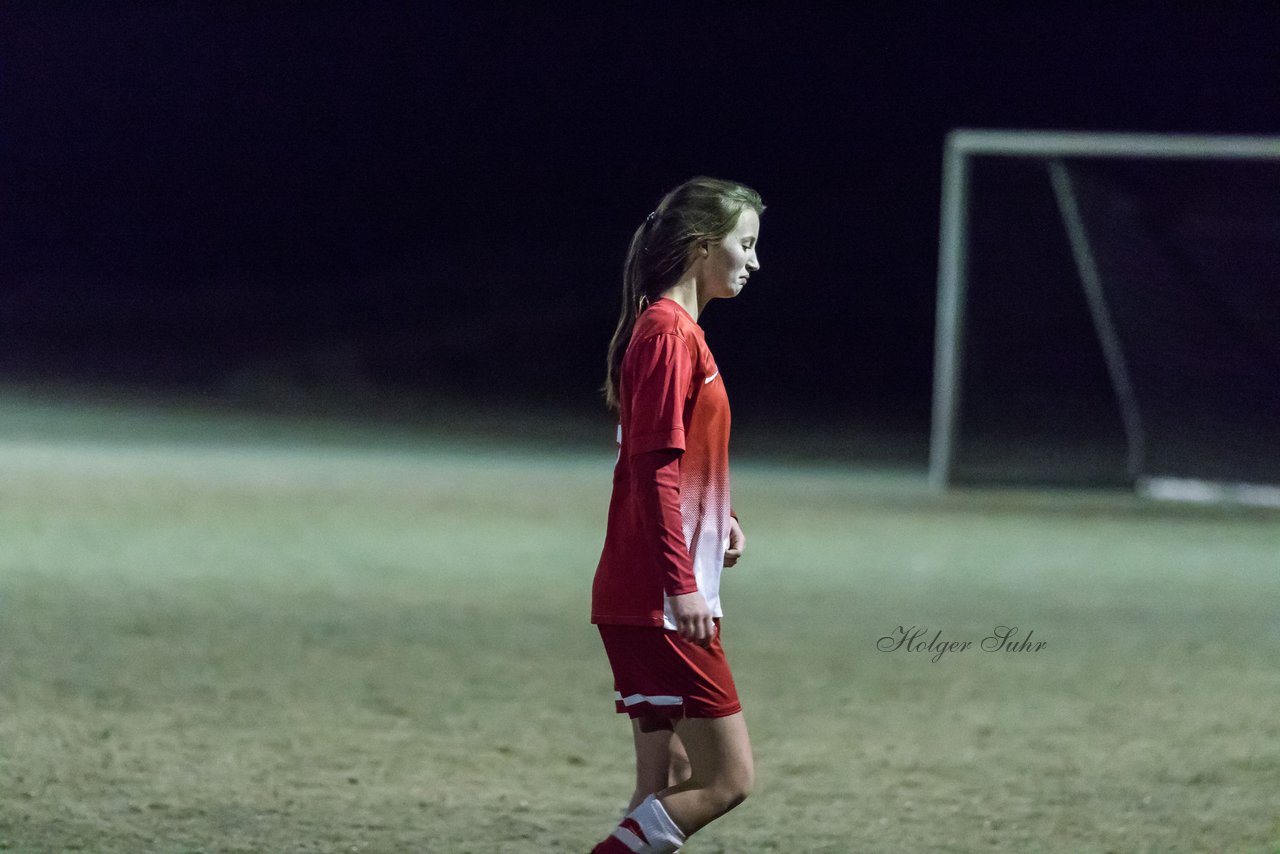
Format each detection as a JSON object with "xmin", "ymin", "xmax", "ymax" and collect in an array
[{"xmin": 930, "ymin": 130, "xmax": 1280, "ymax": 506}]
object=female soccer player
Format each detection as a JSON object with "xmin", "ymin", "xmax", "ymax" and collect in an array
[{"xmin": 590, "ymin": 176, "xmax": 763, "ymax": 853}]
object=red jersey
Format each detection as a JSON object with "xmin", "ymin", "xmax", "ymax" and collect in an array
[{"xmin": 592, "ymin": 297, "xmax": 733, "ymax": 629}]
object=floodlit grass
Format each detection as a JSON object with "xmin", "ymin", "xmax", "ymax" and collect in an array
[{"xmin": 1, "ymin": 398, "xmax": 1278, "ymax": 852}]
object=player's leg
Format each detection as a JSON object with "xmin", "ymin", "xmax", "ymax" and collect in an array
[
  {"xmin": 592, "ymin": 712, "xmax": 752, "ymax": 853},
  {"xmin": 654, "ymin": 711, "xmax": 754, "ymax": 836},
  {"xmin": 667, "ymin": 731, "xmax": 691, "ymax": 787},
  {"xmin": 628, "ymin": 717, "xmax": 692, "ymax": 811}
]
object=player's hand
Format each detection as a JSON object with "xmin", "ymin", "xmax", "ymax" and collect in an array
[
  {"xmin": 669, "ymin": 591, "xmax": 714, "ymax": 647},
  {"xmin": 724, "ymin": 516, "xmax": 746, "ymax": 567}
]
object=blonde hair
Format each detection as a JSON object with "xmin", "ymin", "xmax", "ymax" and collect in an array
[{"xmin": 602, "ymin": 176, "xmax": 764, "ymax": 411}]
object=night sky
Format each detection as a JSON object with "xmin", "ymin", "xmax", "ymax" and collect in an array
[{"xmin": 4, "ymin": 3, "xmax": 1279, "ymax": 428}]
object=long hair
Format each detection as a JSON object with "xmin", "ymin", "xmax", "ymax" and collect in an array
[{"xmin": 602, "ymin": 176, "xmax": 765, "ymax": 411}]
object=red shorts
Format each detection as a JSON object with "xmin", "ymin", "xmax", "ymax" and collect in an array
[{"xmin": 597, "ymin": 620, "xmax": 742, "ymax": 724}]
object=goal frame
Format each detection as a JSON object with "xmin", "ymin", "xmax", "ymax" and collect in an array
[{"xmin": 929, "ymin": 129, "xmax": 1280, "ymax": 496}]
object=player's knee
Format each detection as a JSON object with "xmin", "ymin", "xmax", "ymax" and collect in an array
[{"xmin": 710, "ymin": 763, "xmax": 753, "ymax": 814}]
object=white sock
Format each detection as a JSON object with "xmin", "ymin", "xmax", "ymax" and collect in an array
[{"xmin": 609, "ymin": 794, "xmax": 686, "ymax": 853}]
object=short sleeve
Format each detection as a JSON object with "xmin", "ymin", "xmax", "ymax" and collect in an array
[{"xmin": 623, "ymin": 332, "xmax": 693, "ymax": 456}]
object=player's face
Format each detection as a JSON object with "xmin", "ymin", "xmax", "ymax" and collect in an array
[{"xmin": 702, "ymin": 208, "xmax": 761, "ymax": 300}]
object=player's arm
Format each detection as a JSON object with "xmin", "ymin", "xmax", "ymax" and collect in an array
[
  {"xmin": 625, "ymin": 331, "xmax": 713, "ymax": 646},
  {"xmin": 633, "ymin": 449, "xmax": 714, "ymax": 647},
  {"xmin": 724, "ymin": 512, "xmax": 745, "ymax": 567}
]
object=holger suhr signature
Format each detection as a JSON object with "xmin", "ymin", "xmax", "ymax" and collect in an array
[{"xmin": 877, "ymin": 625, "xmax": 1047, "ymax": 662}]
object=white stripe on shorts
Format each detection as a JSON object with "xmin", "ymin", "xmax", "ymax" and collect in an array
[{"xmin": 615, "ymin": 691, "xmax": 683, "ymax": 707}]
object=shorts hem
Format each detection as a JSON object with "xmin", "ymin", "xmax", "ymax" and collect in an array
[
  {"xmin": 682, "ymin": 702, "xmax": 742, "ymax": 719},
  {"xmin": 615, "ymin": 702, "xmax": 742, "ymax": 721}
]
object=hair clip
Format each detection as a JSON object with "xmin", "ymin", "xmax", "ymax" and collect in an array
[{"xmin": 646, "ymin": 211, "xmax": 657, "ymax": 223}]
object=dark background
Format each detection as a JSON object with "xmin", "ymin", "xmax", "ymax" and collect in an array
[{"xmin": 3, "ymin": 3, "xmax": 1278, "ymax": 461}]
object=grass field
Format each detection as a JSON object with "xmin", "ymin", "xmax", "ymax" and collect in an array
[{"xmin": 1, "ymin": 395, "xmax": 1278, "ymax": 853}]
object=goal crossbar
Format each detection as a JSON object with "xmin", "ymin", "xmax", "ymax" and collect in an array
[{"xmin": 948, "ymin": 129, "xmax": 1280, "ymax": 160}]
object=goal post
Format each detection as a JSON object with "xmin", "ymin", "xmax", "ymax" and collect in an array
[{"xmin": 930, "ymin": 129, "xmax": 1280, "ymax": 505}]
